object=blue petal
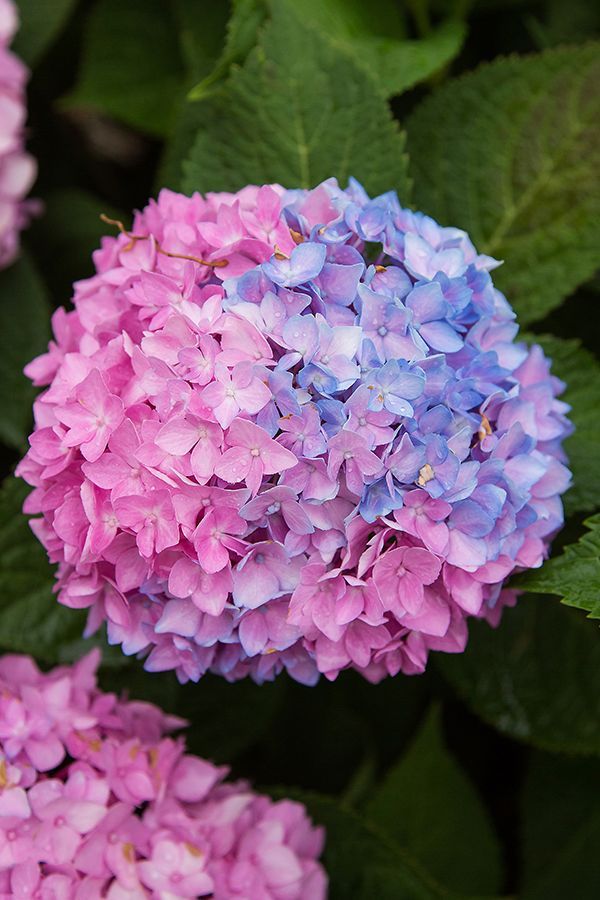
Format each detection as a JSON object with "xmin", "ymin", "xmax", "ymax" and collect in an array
[
  {"xmin": 263, "ymin": 242, "xmax": 327, "ymax": 288},
  {"xmin": 420, "ymin": 320, "xmax": 464, "ymax": 353}
]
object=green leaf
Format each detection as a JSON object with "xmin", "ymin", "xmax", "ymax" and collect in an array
[
  {"xmin": 0, "ymin": 252, "xmax": 50, "ymax": 450},
  {"xmin": 283, "ymin": 0, "xmax": 408, "ymax": 42},
  {"xmin": 158, "ymin": 97, "xmax": 204, "ymax": 191},
  {"xmin": 188, "ymin": 0, "xmax": 268, "ymax": 100},
  {"xmin": 183, "ymin": 2, "xmax": 409, "ymax": 196},
  {"xmin": 367, "ymin": 706, "xmax": 502, "ymax": 895},
  {"xmin": 281, "ymin": 791, "xmax": 462, "ymax": 899},
  {"xmin": 521, "ymin": 752, "xmax": 600, "ymax": 899},
  {"xmin": 437, "ymin": 595, "xmax": 600, "ymax": 755},
  {"xmin": 528, "ymin": 0, "xmax": 600, "ymax": 50},
  {"xmin": 164, "ymin": 0, "xmax": 266, "ymax": 188},
  {"xmin": 352, "ymin": 21, "xmax": 466, "ymax": 97},
  {"xmin": 14, "ymin": 0, "xmax": 77, "ymax": 66},
  {"xmin": 517, "ymin": 515, "xmax": 600, "ymax": 619},
  {"xmin": 189, "ymin": 0, "xmax": 464, "ymax": 103},
  {"xmin": 170, "ymin": 0, "xmax": 230, "ymax": 82},
  {"xmin": 406, "ymin": 45, "xmax": 600, "ymax": 324},
  {"xmin": 63, "ymin": 0, "xmax": 186, "ymax": 136},
  {"xmin": 28, "ymin": 188, "xmax": 123, "ymax": 302},
  {"xmin": 236, "ymin": 670, "xmax": 429, "ymax": 798},
  {"xmin": 0, "ymin": 476, "xmax": 84, "ymax": 661},
  {"xmin": 526, "ymin": 334, "xmax": 600, "ymax": 515},
  {"xmin": 287, "ymin": 1, "xmax": 465, "ymax": 97}
]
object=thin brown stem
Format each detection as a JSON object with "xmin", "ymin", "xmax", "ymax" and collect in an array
[{"xmin": 99, "ymin": 214, "xmax": 229, "ymax": 269}]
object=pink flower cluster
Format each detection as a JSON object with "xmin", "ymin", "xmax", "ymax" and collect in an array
[
  {"xmin": 0, "ymin": 650, "xmax": 326, "ymax": 898},
  {"xmin": 18, "ymin": 177, "xmax": 572, "ymax": 685},
  {"xmin": 0, "ymin": 0, "xmax": 36, "ymax": 268}
]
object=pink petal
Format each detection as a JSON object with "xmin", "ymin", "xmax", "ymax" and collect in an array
[
  {"xmin": 196, "ymin": 536, "xmax": 230, "ymax": 574},
  {"xmin": 168, "ymin": 556, "xmax": 200, "ymax": 598},
  {"xmin": 214, "ymin": 446, "xmax": 250, "ymax": 484},
  {"xmin": 26, "ymin": 734, "xmax": 65, "ymax": 771},
  {"xmin": 155, "ymin": 599, "xmax": 201, "ymax": 638},
  {"xmin": 404, "ymin": 548, "xmax": 441, "ymax": 584},
  {"xmin": 236, "ymin": 378, "xmax": 272, "ymax": 414},
  {"xmin": 191, "ymin": 438, "xmax": 220, "ymax": 482},
  {"xmin": 281, "ymin": 502, "xmax": 314, "ymax": 535},
  {"xmin": 156, "ymin": 418, "xmax": 202, "ymax": 455},
  {"xmin": 238, "ymin": 612, "xmax": 269, "ymax": 655}
]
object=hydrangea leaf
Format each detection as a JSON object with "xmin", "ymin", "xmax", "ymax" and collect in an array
[
  {"xmin": 63, "ymin": 0, "xmax": 186, "ymax": 136},
  {"xmin": 0, "ymin": 476, "xmax": 82, "ymax": 660},
  {"xmin": 286, "ymin": 1, "xmax": 465, "ymax": 97},
  {"xmin": 171, "ymin": 0, "xmax": 230, "ymax": 82},
  {"xmin": 529, "ymin": 0, "xmax": 600, "ymax": 49},
  {"xmin": 406, "ymin": 45, "xmax": 600, "ymax": 324},
  {"xmin": 0, "ymin": 252, "xmax": 50, "ymax": 450},
  {"xmin": 183, "ymin": 3, "xmax": 409, "ymax": 196},
  {"xmin": 162, "ymin": 0, "xmax": 264, "ymax": 187},
  {"xmin": 437, "ymin": 596, "xmax": 600, "ymax": 755},
  {"xmin": 188, "ymin": 0, "xmax": 463, "ymax": 103},
  {"xmin": 366, "ymin": 706, "xmax": 503, "ymax": 895},
  {"xmin": 282, "ymin": 0, "xmax": 408, "ymax": 42},
  {"xmin": 516, "ymin": 516, "xmax": 600, "ymax": 619},
  {"xmin": 28, "ymin": 188, "xmax": 123, "ymax": 302},
  {"xmin": 278, "ymin": 790, "xmax": 468, "ymax": 899},
  {"xmin": 14, "ymin": 0, "xmax": 77, "ymax": 66},
  {"xmin": 187, "ymin": 0, "xmax": 268, "ymax": 100},
  {"xmin": 526, "ymin": 334, "xmax": 600, "ymax": 515},
  {"xmin": 350, "ymin": 21, "xmax": 466, "ymax": 97},
  {"xmin": 521, "ymin": 752, "xmax": 600, "ymax": 899},
  {"xmin": 158, "ymin": 96, "xmax": 204, "ymax": 190}
]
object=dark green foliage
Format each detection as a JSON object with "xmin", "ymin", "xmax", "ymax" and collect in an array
[
  {"xmin": 183, "ymin": 3, "xmax": 409, "ymax": 195},
  {"xmin": 518, "ymin": 516, "xmax": 600, "ymax": 617},
  {"xmin": 27, "ymin": 188, "xmax": 122, "ymax": 301},
  {"xmin": 521, "ymin": 752, "xmax": 600, "ymax": 898},
  {"xmin": 63, "ymin": 0, "xmax": 185, "ymax": 136},
  {"xmin": 437, "ymin": 596, "xmax": 600, "ymax": 755},
  {"xmin": 187, "ymin": 0, "xmax": 268, "ymax": 101},
  {"xmin": 367, "ymin": 706, "xmax": 503, "ymax": 894},
  {"xmin": 279, "ymin": 791, "xmax": 460, "ymax": 900},
  {"xmin": 526, "ymin": 334, "xmax": 600, "ymax": 515},
  {"xmin": 407, "ymin": 45, "xmax": 600, "ymax": 324},
  {"xmin": 189, "ymin": 0, "xmax": 466, "ymax": 101},
  {"xmin": 0, "ymin": 253, "xmax": 50, "ymax": 449},
  {"xmin": 14, "ymin": 0, "xmax": 76, "ymax": 66},
  {"xmin": 0, "ymin": 476, "xmax": 84, "ymax": 660}
]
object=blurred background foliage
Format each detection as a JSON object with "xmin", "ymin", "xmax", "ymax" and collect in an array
[{"xmin": 1, "ymin": 0, "xmax": 599, "ymax": 896}]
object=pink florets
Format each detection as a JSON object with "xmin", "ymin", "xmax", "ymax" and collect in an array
[
  {"xmin": 0, "ymin": 649, "xmax": 327, "ymax": 898},
  {"xmin": 18, "ymin": 178, "xmax": 572, "ymax": 684},
  {"xmin": 0, "ymin": 0, "xmax": 37, "ymax": 268}
]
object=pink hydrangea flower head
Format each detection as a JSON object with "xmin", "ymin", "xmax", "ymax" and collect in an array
[
  {"xmin": 0, "ymin": 650, "xmax": 327, "ymax": 897},
  {"xmin": 0, "ymin": 0, "xmax": 37, "ymax": 268},
  {"xmin": 18, "ymin": 177, "xmax": 572, "ymax": 683}
]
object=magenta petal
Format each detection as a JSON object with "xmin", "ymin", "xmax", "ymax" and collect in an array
[
  {"xmin": 233, "ymin": 561, "xmax": 279, "ymax": 609},
  {"xmin": 196, "ymin": 536, "xmax": 230, "ymax": 574},
  {"xmin": 239, "ymin": 611, "xmax": 269, "ymax": 655},
  {"xmin": 155, "ymin": 599, "xmax": 201, "ymax": 638},
  {"xmin": 281, "ymin": 501, "xmax": 314, "ymax": 535},
  {"xmin": 26, "ymin": 735, "xmax": 65, "ymax": 772}
]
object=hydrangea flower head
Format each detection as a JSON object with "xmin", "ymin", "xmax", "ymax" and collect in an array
[
  {"xmin": 0, "ymin": 0, "xmax": 37, "ymax": 268},
  {"xmin": 0, "ymin": 649, "xmax": 327, "ymax": 897},
  {"xmin": 18, "ymin": 178, "xmax": 572, "ymax": 684}
]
